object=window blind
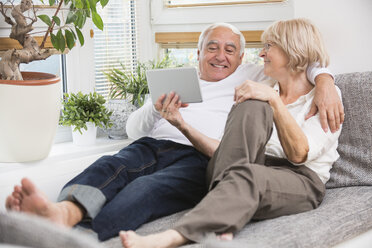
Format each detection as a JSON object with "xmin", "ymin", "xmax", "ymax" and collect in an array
[{"xmin": 94, "ymin": 0, "xmax": 138, "ymax": 98}]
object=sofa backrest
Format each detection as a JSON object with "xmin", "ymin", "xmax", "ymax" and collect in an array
[{"xmin": 326, "ymin": 71, "xmax": 372, "ymax": 188}]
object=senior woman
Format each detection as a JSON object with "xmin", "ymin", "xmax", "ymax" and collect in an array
[{"xmin": 119, "ymin": 18, "xmax": 343, "ymax": 248}]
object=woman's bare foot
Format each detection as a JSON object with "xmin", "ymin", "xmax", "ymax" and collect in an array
[
  {"xmin": 120, "ymin": 229, "xmax": 187, "ymax": 248},
  {"xmin": 217, "ymin": 232, "xmax": 234, "ymax": 241},
  {"xmin": 5, "ymin": 178, "xmax": 83, "ymax": 227}
]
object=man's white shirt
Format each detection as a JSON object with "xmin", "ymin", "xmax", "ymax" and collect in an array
[{"xmin": 126, "ymin": 63, "xmax": 332, "ymax": 150}]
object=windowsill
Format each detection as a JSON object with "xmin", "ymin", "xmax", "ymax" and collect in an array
[
  {"xmin": 0, "ymin": 137, "xmax": 133, "ymax": 173},
  {"xmin": 0, "ymin": 137, "xmax": 133, "ymax": 209}
]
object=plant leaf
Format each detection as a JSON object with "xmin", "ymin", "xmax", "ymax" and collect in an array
[
  {"xmin": 100, "ymin": 0, "xmax": 109, "ymax": 8},
  {"xmin": 50, "ymin": 33, "xmax": 59, "ymax": 50},
  {"xmin": 37, "ymin": 15, "xmax": 52, "ymax": 27},
  {"xmin": 75, "ymin": 27, "xmax": 85, "ymax": 46},
  {"xmin": 88, "ymin": 0, "xmax": 97, "ymax": 12},
  {"xmin": 66, "ymin": 11, "xmax": 77, "ymax": 24},
  {"xmin": 84, "ymin": 0, "xmax": 91, "ymax": 11},
  {"xmin": 75, "ymin": 12, "xmax": 83, "ymax": 29},
  {"xmin": 65, "ymin": 29, "xmax": 75, "ymax": 50},
  {"xmin": 49, "ymin": 0, "xmax": 55, "ymax": 6},
  {"xmin": 52, "ymin": 16, "xmax": 61, "ymax": 26},
  {"xmin": 92, "ymin": 11, "xmax": 103, "ymax": 30},
  {"xmin": 57, "ymin": 29, "xmax": 66, "ymax": 52},
  {"xmin": 70, "ymin": 28, "xmax": 77, "ymax": 39},
  {"xmin": 75, "ymin": 0, "xmax": 84, "ymax": 8}
]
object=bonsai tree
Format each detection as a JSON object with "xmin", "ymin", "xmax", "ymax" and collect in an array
[
  {"xmin": 60, "ymin": 91, "xmax": 112, "ymax": 134},
  {"xmin": 105, "ymin": 55, "xmax": 182, "ymax": 107},
  {"xmin": 0, "ymin": 0, "xmax": 108, "ymax": 80}
]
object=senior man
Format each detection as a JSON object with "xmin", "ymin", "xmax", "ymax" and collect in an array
[{"xmin": 6, "ymin": 22, "xmax": 343, "ymax": 241}]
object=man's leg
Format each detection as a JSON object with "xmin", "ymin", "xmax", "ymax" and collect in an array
[
  {"xmin": 90, "ymin": 147, "xmax": 209, "ymax": 241},
  {"xmin": 6, "ymin": 137, "xmax": 206, "ymax": 228}
]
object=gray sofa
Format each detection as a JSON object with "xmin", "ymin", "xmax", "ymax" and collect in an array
[{"xmin": 1, "ymin": 71, "xmax": 372, "ymax": 248}]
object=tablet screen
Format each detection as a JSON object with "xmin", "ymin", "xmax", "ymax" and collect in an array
[{"xmin": 146, "ymin": 67, "xmax": 203, "ymax": 104}]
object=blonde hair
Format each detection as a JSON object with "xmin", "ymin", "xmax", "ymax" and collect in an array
[{"xmin": 261, "ymin": 18, "xmax": 329, "ymax": 72}]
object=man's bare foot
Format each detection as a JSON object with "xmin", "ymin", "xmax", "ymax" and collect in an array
[
  {"xmin": 6, "ymin": 184, "xmax": 23, "ymax": 211},
  {"xmin": 5, "ymin": 178, "xmax": 83, "ymax": 227},
  {"xmin": 120, "ymin": 229, "xmax": 187, "ymax": 248}
]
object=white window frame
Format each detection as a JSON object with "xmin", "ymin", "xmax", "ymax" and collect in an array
[
  {"xmin": 150, "ymin": 0, "xmax": 293, "ymax": 29},
  {"xmin": 165, "ymin": 0, "xmax": 285, "ymax": 8}
]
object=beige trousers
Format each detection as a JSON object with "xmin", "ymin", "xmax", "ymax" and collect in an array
[{"xmin": 173, "ymin": 100, "xmax": 325, "ymax": 242}]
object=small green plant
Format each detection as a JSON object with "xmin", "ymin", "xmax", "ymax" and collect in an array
[
  {"xmin": 60, "ymin": 92, "xmax": 113, "ymax": 134},
  {"xmin": 104, "ymin": 55, "xmax": 182, "ymax": 107}
]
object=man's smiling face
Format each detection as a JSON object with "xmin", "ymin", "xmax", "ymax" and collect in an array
[{"xmin": 198, "ymin": 26, "xmax": 244, "ymax": 82}]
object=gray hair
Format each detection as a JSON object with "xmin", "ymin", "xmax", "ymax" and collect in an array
[{"xmin": 198, "ymin": 23, "xmax": 246, "ymax": 56}]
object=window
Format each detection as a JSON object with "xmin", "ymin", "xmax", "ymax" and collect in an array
[
  {"xmin": 157, "ymin": 31, "xmax": 264, "ymax": 67},
  {"xmin": 162, "ymin": 47, "xmax": 263, "ymax": 67},
  {"xmin": 93, "ymin": 0, "xmax": 139, "ymax": 98}
]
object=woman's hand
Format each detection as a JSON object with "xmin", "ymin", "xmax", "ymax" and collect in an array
[
  {"xmin": 154, "ymin": 92, "xmax": 189, "ymax": 129},
  {"xmin": 234, "ymin": 80, "xmax": 278, "ymax": 104}
]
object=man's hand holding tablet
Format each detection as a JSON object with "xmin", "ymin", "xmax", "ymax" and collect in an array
[
  {"xmin": 146, "ymin": 67, "xmax": 203, "ymax": 126},
  {"xmin": 146, "ymin": 67, "xmax": 203, "ymax": 104}
]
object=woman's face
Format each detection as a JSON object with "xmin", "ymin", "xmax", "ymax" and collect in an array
[{"xmin": 259, "ymin": 42, "xmax": 289, "ymax": 79}]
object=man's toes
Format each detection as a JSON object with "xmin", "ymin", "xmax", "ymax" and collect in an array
[
  {"xmin": 6, "ymin": 195, "xmax": 13, "ymax": 210},
  {"xmin": 21, "ymin": 178, "xmax": 37, "ymax": 195},
  {"xmin": 12, "ymin": 190, "xmax": 23, "ymax": 200},
  {"xmin": 14, "ymin": 185, "xmax": 22, "ymax": 194},
  {"xmin": 5, "ymin": 196, "xmax": 20, "ymax": 211}
]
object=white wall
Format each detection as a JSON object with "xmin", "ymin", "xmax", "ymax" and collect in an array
[
  {"xmin": 145, "ymin": 0, "xmax": 372, "ymax": 74},
  {"xmin": 2, "ymin": 1, "xmax": 371, "ymax": 81},
  {"xmin": 293, "ymin": 0, "xmax": 372, "ymax": 74}
]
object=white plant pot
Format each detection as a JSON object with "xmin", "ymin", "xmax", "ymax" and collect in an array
[
  {"xmin": 0, "ymin": 72, "xmax": 61, "ymax": 162},
  {"xmin": 71, "ymin": 123, "xmax": 97, "ymax": 146}
]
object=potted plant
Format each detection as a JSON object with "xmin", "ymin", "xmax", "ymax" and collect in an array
[
  {"xmin": 103, "ymin": 56, "xmax": 181, "ymax": 139},
  {"xmin": 0, "ymin": 0, "xmax": 109, "ymax": 162},
  {"xmin": 60, "ymin": 92, "xmax": 112, "ymax": 146}
]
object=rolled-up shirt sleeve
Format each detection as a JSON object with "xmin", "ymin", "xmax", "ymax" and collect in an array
[
  {"xmin": 306, "ymin": 62, "xmax": 334, "ymax": 85},
  {"xmin": 126, "ymin": 99, "xmax": 162, "ymax": 140}
]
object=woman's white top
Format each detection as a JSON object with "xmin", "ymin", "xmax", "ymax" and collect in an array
[{"xmin": 265, "ymin": 82, "xmax": 342, "ymax": 183}]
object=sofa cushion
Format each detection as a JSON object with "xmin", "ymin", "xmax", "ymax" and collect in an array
[
  {"xmin": 102, "ymin": 186, "xmax": 372, "ymax": 248},
  {"xmin": 326, "ymin": 71, "xmax": 372, "ymax": 188},
  {"xmin": 0, "ymin": 212, "xmax": 103, "ymax": 248}
]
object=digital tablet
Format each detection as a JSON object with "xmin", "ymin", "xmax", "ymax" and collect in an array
[{"xmin": 146, "ymin": 67, "xmax": 203, "ymax": 104}]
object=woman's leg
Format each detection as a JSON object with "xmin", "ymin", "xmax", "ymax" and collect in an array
[
  {"xmin": 118, "ymin": 162, "xmax": 324, "ymax": 248},
  {"xmin": 206, "ymin": 100, "xmax": 274, "ymax": 187},
  {"xmin": 173, "ymin": 162, "xmax": 324, "ymax": 242}
]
